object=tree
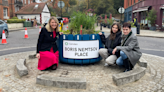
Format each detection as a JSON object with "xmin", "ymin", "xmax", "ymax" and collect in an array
[
  {"xmin": 62, "ymin": 0, "xmax": 70, "ymax": 13},
  {"xmin": 113, "ymin": 0, "xmax": 124, "ymax": 13},
  {"xmin": 95, "ymin": 0, "xmax": 115, "ymax": 15},
  {"xmin": 69, "ymin": 0, "xmax": 77, "ymax": 6}
]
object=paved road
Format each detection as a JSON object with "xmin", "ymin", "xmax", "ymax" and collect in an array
[
  {"xmin": 0, "ymin": 30, "xmax": 164, "ymax": 57},
  {"xmin": 105, "ymin": 33, "xmax": 164, "ymax": 57}
]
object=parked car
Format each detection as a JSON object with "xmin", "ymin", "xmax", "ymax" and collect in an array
[
  {"xmin": 62, "ymin": 17, "xmax": 69, "ymax": 24},
  {"xmin": 43, "ymin": 17, "xmax": 63, "ymax": 27},
  {"xmin": 0, "ymin": 20, "xmax": 9, "ymax": 38}
]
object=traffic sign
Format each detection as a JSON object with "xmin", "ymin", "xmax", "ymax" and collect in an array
[
  {"xmin": 58, "ymin": 1, "xmax": 65, "ymax": 8},
  {"xmin": 118, "ymin": 7, "xmax": 125, "ymax": 14}
]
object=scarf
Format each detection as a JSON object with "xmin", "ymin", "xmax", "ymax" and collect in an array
[{"xmin": 121, "ymin": 31, "xmax": 132, "ymax": 46}]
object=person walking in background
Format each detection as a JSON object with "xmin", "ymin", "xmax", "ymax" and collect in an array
[
  {"xmin": 36, "ymin": 17, "xmax": 63, "ymax": 71},
  {"xmin": 112, "ymin": 22, "xmax": 142, "ymax": 72},
  {"xmin": 31, "ymin": 19, "xmax": 34, "ymax": 27},
  {"xmin": 99, "ymin": 23, "xmax": 122, "ymax": 66},
  {"xmin": 133, "ymin": 17, "xmax": 138, "ymax": 27}
]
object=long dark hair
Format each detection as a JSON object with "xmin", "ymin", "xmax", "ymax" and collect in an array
[{"xmin": 110, "ymin": 23, "xmax": 121, "ymax": 40}]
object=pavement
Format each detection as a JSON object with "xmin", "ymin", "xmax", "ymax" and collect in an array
[
  {"xmin": 95, "ymin": 26, "xmax": 164, "ymax": 38},
  {"xmin": 0, "ymin": 26, "xmax": 163, "ymax": 91},
  {"xmin": 9, "ymin": 27, "xmax": 40, "ymax": 32},
  {"xmin": 0, "ymin": 51, "xmax": 164, "ymax": 92}
]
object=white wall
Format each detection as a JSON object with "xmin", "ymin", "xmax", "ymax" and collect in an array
[
  {"xmin": 42, "ymin": 4, "xmax": 50, "ymax": 24},
  {"xmin": 42, "ymin": 4, "xmax": 49, "ymax": 12},
  {"xmin": 7, "ymin": 23, "xmax": 23, "ymax": 29},
  {"xmin": 17, "ymin": 14, "xmax": 41, "ymax": 24},
  {"xmin": 41, "ymin": 13, "xmax": 50, "ymax": 23}
]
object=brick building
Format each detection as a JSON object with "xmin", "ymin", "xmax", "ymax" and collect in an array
[
  {"xmin": 0, "ymin": 0, "xmax": 10, "ymax": 20},
  {"xmin": 124, "ymin": 0, "xmax": 164, "ymax": 29},
  {"xmin": 0, "ymin": 0, "xmax": 34, "ymax": 20}
]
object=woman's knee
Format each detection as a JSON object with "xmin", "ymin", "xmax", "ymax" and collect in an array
[
  {"xmin": 116, "ymin": 59, "xmax": 122, "ymax": 66},
  {"xmin": 99, "ymin": 48, "xmax": 107, "ymax": 54},
  {"xmin": 120, "ymin": 51, "xmax": 125, "ymax": 56}
]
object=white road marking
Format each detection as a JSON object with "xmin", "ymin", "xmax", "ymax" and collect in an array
[
  {"xmin": 141, "ymin": 48, "xmax": 164, "ymax": 52},
  {"xmin": 0, "ymin": 46, "xmax": 36, "ymax": 52}
]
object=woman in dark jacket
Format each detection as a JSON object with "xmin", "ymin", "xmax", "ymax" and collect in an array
[
  {"xmin": 99, "ymin": 23, "xmax": 122, "ymax": 66},
  {"xmin": 36, "ymin": 17, "xmax": 62, "ymax": 71}
]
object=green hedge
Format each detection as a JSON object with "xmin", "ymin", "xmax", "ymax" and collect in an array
[
  {"xmin": 7, "ymin": 19, "xmax": 26, "ymax": 23},
  {"xmin": 11, "ymin": 17, "xmax": 18, "ymax": 19}
]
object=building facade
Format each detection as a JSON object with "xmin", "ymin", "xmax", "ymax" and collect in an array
[
  {"xmin": 15, "ymin": 3, "xmax": 50, "ymax": 24},
  {"xmin": 124, "ymin": 0, "xmax": 164, "ymax": 28},
  {"xmin": 0, "ymin": 0, "xmax": 10, "ymax": 20},
  {"xmin": 0, "ymin": 0, "xmax": 34, "ymax": 20}
]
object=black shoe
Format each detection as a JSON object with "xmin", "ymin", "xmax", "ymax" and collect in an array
[
  {"xmin": 124, "ymin": 69, "xmax": 130, "ymax": 72},
  {"xmin": 50, "ymin": 64, "xmax": 57, "ymax": 70},
  {"xmin": 123, "ymin": 58, "xmax": 133, "ymax": 71}
]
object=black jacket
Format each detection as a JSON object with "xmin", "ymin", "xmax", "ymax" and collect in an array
[
  {"xmin": 100, "ymin": 31, "xmax": 122, "ymax": 57},
  {"xmin": 36, "ymin": 27, "xmax": 59, "ymax": 53}
]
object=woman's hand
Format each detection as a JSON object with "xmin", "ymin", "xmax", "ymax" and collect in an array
[
  {"xmin": 36, "ymin": 53, "xmax": 40, "ymax": 59},
  {"xmin": 59, "ymin": 32, "xmax": 63, "ymax": 35},
  {"xmin": 99, "ymin": 32, "xmax": 102, "ymax": 35},
  {"xmin": 112, "ymin": 48, "xmax": 117, "ymax": 55}
]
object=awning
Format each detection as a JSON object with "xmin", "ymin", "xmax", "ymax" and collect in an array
[
  {"xmin": 160, "ymin": 6, "xmax": 164, "ymax": 9},
  {"xmin": 133, "ymin": 7, "xmax": 149, "ymax": 13}
]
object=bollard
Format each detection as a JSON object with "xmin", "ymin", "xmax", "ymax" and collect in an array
[
  {"xmin": 137, "ymin": 24, "xmax": 140, "ymax": 34},
  {"xmin": 100, "ymin": 23, "xmax": 102, "ymax": 31},
  {"xmin": 80, "ymin": 25, "xmax": 82, "ymax": 34}
]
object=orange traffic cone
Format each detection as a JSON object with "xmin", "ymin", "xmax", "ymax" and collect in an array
[
  {"xmin": 39, "ymin": 26, "xmax": 41, "ymax": 33},
  {"xmin": 1, "ymin": 30, "xmax": 7, "ymax": 44},
  {"xmin": 66, "ymin": 24, "xmax": 68, "ymax": 29},
  {"xmin": 24, "ymin": 28, "xmax": 28, "ymax": 38}
]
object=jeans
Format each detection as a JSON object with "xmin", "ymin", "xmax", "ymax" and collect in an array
[{"xmin": 116, "ymin": 51, "xmax": 128, "ymax": 66}]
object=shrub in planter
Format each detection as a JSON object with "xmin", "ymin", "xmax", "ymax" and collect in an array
[
  {"xmin": 68, "ymin": 11, "xmax": 97, "ymax": 34},
  {"xmin": 128, "ymin": 21, "xmax": 137, "ymax": 35},
  {"xmin": 147, "ymin": 8, "xmax": 157, "ymax": 30},
  {"xmin": 103, "ymin": 19, "xmax": 108, "ymax": 27},
  {"xmin": 107, "ymin": 19, "xmax": 114, "ymax": 28},
  {"xmin": 59, "ymin": 12, "xmax": 103, "ymax": 65}
]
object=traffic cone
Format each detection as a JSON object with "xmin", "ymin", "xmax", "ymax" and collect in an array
[
  {"xmin": 39, "ymin": 26, "xmax": 41, "ymax": 33},
  {"xmin": 1, "ymin": 30, "xmax": 7, "ymax": 44},
  {"xmin": 24, "ymin": 28, "xmax": 28, "ymax": 38},
  {"xmin": 66, "ymin": 24, "xmax": 68, "ymax": 29}
]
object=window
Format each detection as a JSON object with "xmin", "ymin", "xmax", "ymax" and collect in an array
[
  {"xmin": 131, "ymin": 0, "xmax": 132, "ymax": 5},
  {"xmin": 134, "ymin": 0, "xmax": 135, "ymax": 4},
  {"xmin": 162, "ymin": 10, "xmax": 164, "ymax": 27},
  {"xmin": 0, "ymin": 21, "xmax": 4, "ymax": 25},
  {"xmin": 15, "ymin": 6, "xmax": 19, "ymax": 12},
  {"xmin": 28, "ymin": 0, "xmax": 30, "ymax": 4},
  {"xmin": 3, "ymin": 8, "xmax": 8, "ymax": 17},
  {"xmin": 25, "ymin": 0, "xmax": 26, "ymax": 4}
]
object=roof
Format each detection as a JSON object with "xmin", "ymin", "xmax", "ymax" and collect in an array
[{"xmin": 15, "ymin": 3, "xmax": 46, "ymax": 14}]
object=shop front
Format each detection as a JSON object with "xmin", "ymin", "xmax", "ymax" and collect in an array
[{"xmin": 124, "ymin": 6, "xmax": 132, "ymax": 22}]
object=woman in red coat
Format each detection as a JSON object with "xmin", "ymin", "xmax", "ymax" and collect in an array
[{"xmin": 36, "ymin": 17, "xmax": 62, "ymax": 71}]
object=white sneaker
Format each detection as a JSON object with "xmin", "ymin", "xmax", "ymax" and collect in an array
[{"xmin": 104, "ymin": 63, "xmax": 109, "ymax": 66}]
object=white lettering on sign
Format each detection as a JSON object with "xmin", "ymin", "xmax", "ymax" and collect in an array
[{"xmin": 63, "ymin": 40, "xmax": 99, "ymax": 59}]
